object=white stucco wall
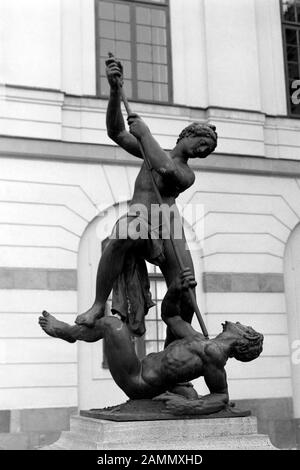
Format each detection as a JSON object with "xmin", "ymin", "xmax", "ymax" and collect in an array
[{"xmin": 1, "ymin": 0, "xmax": 62, "ymax": 89}]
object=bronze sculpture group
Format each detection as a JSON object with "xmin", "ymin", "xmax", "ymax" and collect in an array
[{"xmin": 39, "ymin": 56, "xmax": 264, "ymax": 416}]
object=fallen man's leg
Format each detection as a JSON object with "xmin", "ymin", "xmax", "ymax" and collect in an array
[
  {"xmin": 38, "ymin": 311, "xmax": 157, "ymax": 399},
  {"xmin": 39, "ymin": 311, "xmax": 104, "ymax": 343}
]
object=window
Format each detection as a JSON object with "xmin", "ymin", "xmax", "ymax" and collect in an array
[
  {"xmin": 96, "ymin": 0, "xmax": 172, "ymax": 103},
  {"xmin": 281, "ymin": 0, "xmax": 300, "ymax": 115},
  {"xmin": 144, "ymin": 263, "xmax": 167, "ymax": 355}
]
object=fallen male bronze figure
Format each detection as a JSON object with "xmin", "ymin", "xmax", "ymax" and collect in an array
[{"xmin": 39, "ymin": 269, "xmax": 263, "ymax": 416}]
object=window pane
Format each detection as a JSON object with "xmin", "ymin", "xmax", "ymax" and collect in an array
[
  {"xmin": 150, "ymin": 279, "xmax": 157, "ymax": 293},
  {"xmin": 147, "ymin": 305, "xmax": 158, "ymax": 320},
  {"xmin": 115, "ymin": 3, "xmax": 130, "ymax": 22},
  {"xmin": 136, "ymin": 7, "xmax": 152, "ymax": 25},
  {"xmin": 145, "ymin": 341, "xmax": 159, "ymax": 354},
  {"xmin": 116, "ymin": 41, "xmax": 131, "ymax": 59},
  {"xmin": 122, "ymin": 60, "xmax": 132, "ymax": 79},
  {"xmin": 287, "ymin": 45, "xmax": 299, "ymax": 61},
  {"xmin": 156, "ymin": 282, "xmax": 167, "ymax": 299},
  {"xmin": 156, "ymin": 301, "xmax": 162, "ymax": 315},
  {"xmin": 137, "ymin": 43, "xmax": 152, "ymax": 62},
  {"xmin": 282, "ymin": 1, "xmax": 296, "ymax": 22},
  {"xmin": 100, "ymin": 77, "xmax": 110, "ymax": 95},
  {"xmin": 297, "ymin": 4, "xmax": 300, "ymax": 23},
  {"xmin": 100, "ymin": 56, "xmax": 108, "ymax": 76},
  {"xmin": 152, "ymin": 27, "xmax": 167, "ymax": 45},
  {"xmin": 147, "ymin": 261, "xmax": 156, "ymax": 274},
  {"xmin": 115, "ymin": 22, "xmax": 130, "ymax": 40},
  {"xmin": 157, "ymin": 321, "xmax": 166, "ymax": 341},
  {"xmin": 153, "ymin": 82, "xmax": 168, "ymax": 101},
  {"xmin": 288, "ymin": 61, "xmax": 299, "ymax": 78},
  {"xmin": 99, "ymin": 20, "xmax": 115, "ymax": 39},
  {"xmin": 138, "ymin": 81, "xmax": 154, "ymax": 100},
  {"xmin": 153, "ymin": 45, "xmax": 167, "ymax": 63},
  {"xmin": 151, "ymin": 9, "xmax": 166, "ymax": 27},
  {"xmin": 100, "ymin": 39, "xmax": 116, "ymax": 57},
  {"xmin": 123, "ymin": 79, "xmax": 133, "ymax": 98},
  {"xmin": 136, "ymin": 25, "xmax": 152, "ymax": 43},
  {"xmin": 286, "ymin": 28, "xmax": 298, "ymax": 45},
  {"xmin": 291, "ymin": 102, "xmax": 300, "ymax": 114},
  {"xmin": 137, "ymin": 62, "xmax": 153, "ymax": 80},
  {"xmin": 99, "ymin": 1, "xmax": 114, "ymax": 20},
  {"xmin": 145, "ymin": 320, "xmax": 158, "ymax": 340},
  {"xmin": 153, "ymin": 64, "xmax": 168, "ymax": 82}
]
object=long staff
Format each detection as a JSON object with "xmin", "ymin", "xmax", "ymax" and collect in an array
[{"xmin": 108, "ymin": 54, "xmax": 209, "ymax": 338}]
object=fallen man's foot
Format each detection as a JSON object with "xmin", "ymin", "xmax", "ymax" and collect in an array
[{"xmin": 38, "ymin": 311, "xmax": 76, "ymax": 343}]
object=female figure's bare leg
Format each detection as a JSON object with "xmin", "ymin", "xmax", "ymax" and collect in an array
[{"xmin": 75, "ymin": 236, "xmax": 136, "ymax": 327}]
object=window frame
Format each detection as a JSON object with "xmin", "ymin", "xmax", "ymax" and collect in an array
[
  {"xmin": 280, "ymin": 0, "xmax": 300, "ymax": 117},
  {"xmin": 95, "ymin": 0, "xmax": 173, "ymax": 105}
]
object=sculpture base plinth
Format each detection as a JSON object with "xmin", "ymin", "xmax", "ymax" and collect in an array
[
  {"xmin": 44, "ymin": 413, "xmax": 275, "ymax": 450},
  {"xmin": 80, "ymin": 398, "xmax": 252, "ymax": 421}
]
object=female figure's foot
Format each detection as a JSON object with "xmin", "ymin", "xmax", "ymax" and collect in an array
[
  {"xmin": 75, "ymin": 303, "xmax": 105, "ymax": 327},
  {"xmin": 38, "ymin": 311, "xmax": 76, "ymax": 343}
]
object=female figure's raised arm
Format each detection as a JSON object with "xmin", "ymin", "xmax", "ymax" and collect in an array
[{"xmin": 106, "ymin": 57, "xmax": 143, "ymax": 159}]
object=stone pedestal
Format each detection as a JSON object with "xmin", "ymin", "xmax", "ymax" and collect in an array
[{"xmin": 44, "ymin": 415, "xmax": 275, "ymax": 450}]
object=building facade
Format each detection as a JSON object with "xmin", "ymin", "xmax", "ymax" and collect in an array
[{"xmin": 0, "ymin": 0, "xmax": 300, "ymax": 449}]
